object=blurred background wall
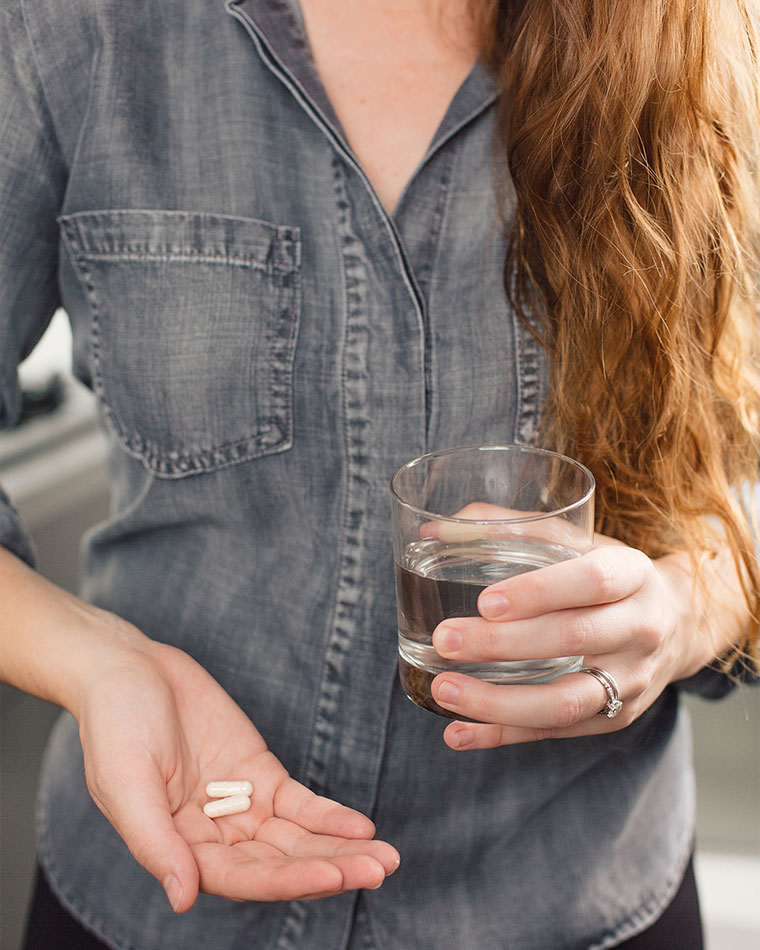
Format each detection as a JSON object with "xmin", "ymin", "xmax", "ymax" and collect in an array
[{"xmin": 1, "ymin": 313, "xmax": 758, "ymax": 949}]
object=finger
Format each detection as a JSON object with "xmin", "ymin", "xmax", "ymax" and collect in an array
[
  {"xmin": 420, "ymin": 502, "xmax": 532, "ymax": 542},
  {"xmin": 193, "ymin": 842, "xmax": 387, "ymax": 900},
  {"xmin": 266, "ymin": 851, "xmax": 392, "ymax": 899},
  {"xmin": 420, "ymin": 502, "xmax": 589, "ymax": 550},
  {"xmin": 441, "ymin": 715, "xmax": 616, "ymax": 749},
  {"xmin": 254, "ymin": 817, "xmax": 400, "ymax": 875},
  {"xmin": 273, "ymin": 778, "xmax": 377, "ymax": 839},
  {"xmin": 93, "ymin": 766, "xmax": 200, "ymax": 913},
  {"xmin": 323, "ymin": 853, "xmax": 388, "ymax": 890},
  {"xmin": 432, "ymin": 600, "xmax": 634, "ymax": 663},
  {"xmin": 430, "ymin": 670, "xmax": 618, "ymax": 730},
  {"xmin": 476, "ymin": 546, "xmax": 651, "ymax": 621},
  {"xmin": 193, "ymin": 841, "xmax": 346, "ymax": 900}
]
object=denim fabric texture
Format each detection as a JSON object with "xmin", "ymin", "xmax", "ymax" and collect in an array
[{"xmin": 0, "ymin": 1, "xmax": 709, "ymax": 947}]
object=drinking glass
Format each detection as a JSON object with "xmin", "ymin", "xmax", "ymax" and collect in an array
[{"xmin": 390, "ymin": 444, "xmax": 595, "ymax": 718}]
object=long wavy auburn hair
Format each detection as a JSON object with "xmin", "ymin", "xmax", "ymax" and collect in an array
[{"xmin": 473, "ymin": 0, "xmax": 760, "ymax": 668}]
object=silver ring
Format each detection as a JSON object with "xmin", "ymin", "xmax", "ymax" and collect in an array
[{"xmin": 579, "ymin": 667, "xmax": 623, "ymax": 719}]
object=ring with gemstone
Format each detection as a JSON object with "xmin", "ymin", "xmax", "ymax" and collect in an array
[{"xmin": 579, "ymin": 667, "xmax": 623, "ymax": 719}]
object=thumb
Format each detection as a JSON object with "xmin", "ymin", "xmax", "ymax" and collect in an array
[{"xmin": 94, "ymin": 767, "xmax": 200, "ymax": 913}]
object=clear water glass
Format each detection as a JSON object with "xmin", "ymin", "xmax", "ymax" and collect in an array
[{"xmin": 390, "ymin": 444, "xmax": 595, "ymax": 718}]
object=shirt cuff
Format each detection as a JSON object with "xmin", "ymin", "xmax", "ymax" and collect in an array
[
  {"xmin": 0, "ymin": 484, "xmax": 37, "ymax": 568},
  {"xmin": 675, "ymin": 656, "xmax": 758, "ymax": 699}
]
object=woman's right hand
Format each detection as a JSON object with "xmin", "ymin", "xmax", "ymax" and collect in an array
[
  {"xmin": 0, "ymin": 547, "xmax": 398, "ymax": 911},
  {"xmin": 75, "ymin": 629, "xmax": 400, "ymax": 911}
]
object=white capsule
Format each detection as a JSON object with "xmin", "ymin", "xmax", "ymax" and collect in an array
[
  {"xmin": 202, "ymin": 794, "xmax": 251, "ymax": 819},
  {"xmin": 205, "ymin": 780, "xmax": 253, "ymax": 799}
]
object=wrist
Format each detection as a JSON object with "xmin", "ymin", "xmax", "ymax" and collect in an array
[
  {"xmin": 654, "ymin": 548, "xmax": 750, "ymax": 683},
  {"xmin": 0, "ymin": 546, "xmax": 151, "ymax": 718},
  {"xmin": 61, "ymin": 603, "xmax": 152, "ymax": 720}
]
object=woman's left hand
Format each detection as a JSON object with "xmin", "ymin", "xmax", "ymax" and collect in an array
[{"xmin": 429, "ymin": 533, "xmax": 732, "ymax": 749}]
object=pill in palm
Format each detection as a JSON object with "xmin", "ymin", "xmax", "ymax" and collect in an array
[
  {"xmin": 202, "ymin": 794, "xmax": 251, "ymax": 818},
  {"xmin": 205, "ymin": 780, "xmax": 253, "ymax": 798}
]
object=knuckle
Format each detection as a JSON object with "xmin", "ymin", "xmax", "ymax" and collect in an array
[
  {"xmin": 643, "ymin": 623, "xmax": 666, "ymax": 654},
  {"xmin": 553, "ymin": 687, "xmax": 586, "ymax": 727},
  {"xmin": 483, "ymin": 623, "xmax": 504, "ymax": 659},
  {"xmin": 532, "ymin": 726, "xmax": 557, "ymax": 742},
  {"xmin": 630, "ymin": 547, "xmax": 654, "ymax": 583},
  {"xmin": 558, "ymin": 612, "xmax": 594, "ymax": 655},
  {"xmin": 479, "ymin": 687, "xmax": 500, "ymax": 723},
  {"xmin": 624, "ymin": 547, "xmax": 653, "ymax": 593},
  {"xmin": 627, "ymin": 664, "xmax": 653, "ymax": 697},
  {"xmin": 586, "ymin": 552, "xmax": 619, "ymax": 600},
  {"xmin": 633, "ymin": 600, "xmax": 667, "ymax": 652},
  {"xmin": 493, "ymin": 726, "xmax": 512, "ymax": 748}
]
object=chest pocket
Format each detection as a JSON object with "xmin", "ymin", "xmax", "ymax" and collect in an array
[{"xmin": 59, "ymin": 210, "xmax": 300, "ymax": 477}]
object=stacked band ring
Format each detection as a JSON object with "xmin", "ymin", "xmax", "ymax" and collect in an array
[{"xmin": 579, "ymin": 667, "xmax": 623, "ymax": 718}]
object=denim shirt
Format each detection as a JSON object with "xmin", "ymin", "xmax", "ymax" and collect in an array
[{"xmin": 0, "ymin": 1, "xmax": 712, "ymax": 947}]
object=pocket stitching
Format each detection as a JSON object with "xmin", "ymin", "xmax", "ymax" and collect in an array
[
  {"xmin": 74, "ymin": 251, "xmax": 292, "ymax": 273},
  {"xmin": 59, "ymin": 213, "xmax": 300, "ymax": 477},
  {"xmin": 58, "ymin": 209, "xmax": 299, "ymax": 272}
]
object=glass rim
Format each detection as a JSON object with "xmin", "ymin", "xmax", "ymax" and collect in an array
[{"xmin": 389, "ymin": 443, "xmax": 595, "ymax": 525}]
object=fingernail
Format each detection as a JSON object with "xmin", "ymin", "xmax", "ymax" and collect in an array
[
  {"xmin": 454, "ymin": 729, "xmax": 474, "ymax": 748},
  {"xmin": 437, "ymin": 681, "xmax": 460, "ymax": 705},
  {"xmin": 162, "ymin": 874, "xmax": 183, "ymax": 913},
  {"xmin": 479, "ymin": 592, "xmax": 509, "ymax": 618},
  {"xmin": 433, "ymin": 623, "xmax": 462, "ymax": 655}
]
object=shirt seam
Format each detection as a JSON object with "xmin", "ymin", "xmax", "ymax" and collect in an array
[{"xmin": 20, "ymin": 0, "xmax": 88, "ymax": 178}]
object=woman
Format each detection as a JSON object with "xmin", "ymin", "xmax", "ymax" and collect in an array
[{"xmin": 1, "ymin": 0, "xmax": 758, "ymax": 947}]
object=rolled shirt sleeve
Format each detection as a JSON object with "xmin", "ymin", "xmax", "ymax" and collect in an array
[
  {"xmin": 0, "ymin": 484, "xmax": 36, "ymax": 566},
  {"xmin": 0, "ymin": 0, "xmax": 68, "ymax": 563},
  {"xmin": 676, "ymin": 480, "xmax": 760, "ymax": 696}
]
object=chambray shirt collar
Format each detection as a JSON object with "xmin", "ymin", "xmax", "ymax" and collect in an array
[{"xmin": 226, "ymin": 0, "xmax": 497, "ymax": 198}]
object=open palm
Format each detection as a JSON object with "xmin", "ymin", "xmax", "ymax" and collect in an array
[{"xmin": 77, "ymin": 637, "xmax": 399, "ymax": 912}]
